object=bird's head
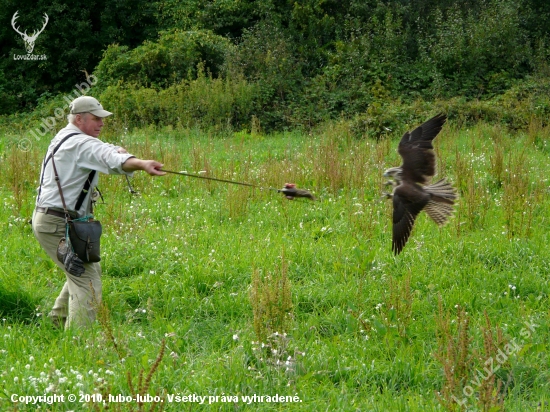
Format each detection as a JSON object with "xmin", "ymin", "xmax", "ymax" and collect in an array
[{"xmin": 383, "ymin": 167, "xmax": 403, "ymax": 182}]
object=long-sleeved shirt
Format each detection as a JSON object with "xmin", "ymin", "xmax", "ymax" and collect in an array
[{"xmin": 36, "ymin": 123, "xmax": 134, "ymax": 216}]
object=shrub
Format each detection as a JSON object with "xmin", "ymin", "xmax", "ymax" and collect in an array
[
  {"xmin": 224, "ymin": 21, "xmax": 305, "ymax": 131},
  {"xmin": 99, "ymin": 68, "xmax": 259, "ymax": 132},
  {"xmin": 419, "ymin": 0, "xmax": 533, "ymax": 98},
  {"xmin": 94, "ymin": 29, "xmax": 235, "ymax": 92}
]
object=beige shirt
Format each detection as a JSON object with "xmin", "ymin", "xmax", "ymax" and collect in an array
[{"xmin": 36, "ymin": 123, "xmax": 134, "ymax": 216}]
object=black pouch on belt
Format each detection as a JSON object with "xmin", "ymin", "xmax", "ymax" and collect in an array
[{"xmin": 68, "ymin": 219, "xmax": 102, "ymax": 262}]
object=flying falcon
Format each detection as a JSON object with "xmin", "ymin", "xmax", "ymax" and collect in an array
[{"xmin": 383, "ymin": 113, "xmax": 457, "ymax": 255}]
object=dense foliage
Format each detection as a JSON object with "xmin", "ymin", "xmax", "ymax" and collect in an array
[
  {"xmin": 2, "ymin": 0, "xmax": 550, "ymax": 131},
  {"xmin": 0, "ymin": 0, "xmax": 157, "ymax": 114}
]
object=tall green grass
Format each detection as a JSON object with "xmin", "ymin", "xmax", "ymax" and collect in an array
[{"xmin": 0, "ymin": 118, "xmax": 549, "ymax": 411}]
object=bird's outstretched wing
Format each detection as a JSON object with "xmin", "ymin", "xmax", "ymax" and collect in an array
[
  {"xmin": 391, "ymin": 186, "xmax": 430, "ymax": 255},
  {"xmin": 398, "ymin": 113, "xmax": 447, "ymax": 185}
]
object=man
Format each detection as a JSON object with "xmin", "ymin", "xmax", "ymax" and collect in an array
[{"xmin": 32, "ymin": 95, "xmax": 165, "ymax": 329}]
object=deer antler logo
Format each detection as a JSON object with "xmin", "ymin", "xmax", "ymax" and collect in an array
[{"xmin": 11, "ymin": 11, "xmax": 49, "ymax": 54}]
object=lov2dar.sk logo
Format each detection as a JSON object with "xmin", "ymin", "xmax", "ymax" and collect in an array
[{"xmin": 11, "ymin": 10, "xmax": 49, "ymax": 60}]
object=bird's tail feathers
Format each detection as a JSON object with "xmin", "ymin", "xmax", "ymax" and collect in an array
[{"xmin": 424, "ymin": 179, "xmax": 457, "ymax": 225}]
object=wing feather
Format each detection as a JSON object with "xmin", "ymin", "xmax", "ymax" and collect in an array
[
  {"xmin": 398, "ymin": 113, "xmax": 447, "ymax": 184},
  {"xmin": 392, "ymin": 184, "xmax": 430, "ymax": 255}
]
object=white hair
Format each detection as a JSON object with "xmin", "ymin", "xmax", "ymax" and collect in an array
[{"xmin": 68, "ymin": 112, "xmax": 90, "ymax": 124}]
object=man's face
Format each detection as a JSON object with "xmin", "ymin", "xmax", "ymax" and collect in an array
[{"xmin": 75, "ymin": 113, "xmax": 104, "ymax": 137}]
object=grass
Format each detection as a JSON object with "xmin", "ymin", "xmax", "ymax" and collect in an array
[{"xmin": 0, "ymin": 118, "xmax": 549, "ymax": 411}]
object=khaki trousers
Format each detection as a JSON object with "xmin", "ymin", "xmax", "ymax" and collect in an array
[{"xmin": 32, "ymin": 210, "xmax": 102, "ymax": 329}]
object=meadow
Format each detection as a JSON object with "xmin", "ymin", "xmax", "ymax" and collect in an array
[{"xmin": 0, "ymin": 118, "xmax": 549, "ymax": 411}]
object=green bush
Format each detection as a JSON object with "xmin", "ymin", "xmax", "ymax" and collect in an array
[
  {"xmin": 0, "ymin": 0, "xmax": 159, "ymax": 115},
  {"xmin": 225, "ymin": 21, "xmax": 306, "ymax": 131},
  {"xmin": 99, "ymin": 68, "xmax": 259, "ymax": 132},
  {"xmin": 94, "ymin": 29, "xmax": 235, "ymax": 92},
  {"xmin": 348, "ymin": 74, "xmax": 550, "ymax": 139},
  {"xmin": 419, "ymin": 0, "xmax": 533, "ymax": 98}
]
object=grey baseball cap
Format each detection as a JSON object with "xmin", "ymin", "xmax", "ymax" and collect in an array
[{"xmin": 69, "ymin": 96, "xmax": 112, "ymax": 117}]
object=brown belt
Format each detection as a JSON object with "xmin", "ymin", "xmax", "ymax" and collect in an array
[{"xmin": 36, "ymin": 206, "xmax": 77, "ymax": 219}]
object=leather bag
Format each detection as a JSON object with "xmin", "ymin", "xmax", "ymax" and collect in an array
[{"xmin": 68, "ymin": 219, "xmax": 102, "ymax": 262}]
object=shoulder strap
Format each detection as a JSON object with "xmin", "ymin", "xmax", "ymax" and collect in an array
[
  {"xmin": 74, "ymin": 170, "xmax": 96, "ymax": 211},
  {"xmin": 50, "ymin": 152, "xmax": 71, "ymax": 219},
  {"xmin": 37, "ymin": 132, "xmax": 81, "ymax": 204}
]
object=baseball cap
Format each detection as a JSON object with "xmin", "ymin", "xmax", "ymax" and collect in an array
[{"xmin": 69, "ymin": 96, "xmax": 112, "ymax": 118}]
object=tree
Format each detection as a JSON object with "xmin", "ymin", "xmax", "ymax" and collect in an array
[{"xmin": 0, "ymin": 0, "xmax": 158, "ymax": 114}]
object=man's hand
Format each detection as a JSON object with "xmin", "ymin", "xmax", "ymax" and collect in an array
[
  {"xmin": 117, "ymin": 147, "xmax": 129, "ymax": 154},
  {"xmin": 122, "ymin": 158, "xmax": 166, "ymax": 176},
  {"xmin": 141, "ymin": 160, "xmax": 166, "ymax": 176}
]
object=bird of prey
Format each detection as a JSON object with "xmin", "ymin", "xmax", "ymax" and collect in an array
[{"xmin": 383, "ymin": 114, "xmax": 457, "ymax": 255}]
